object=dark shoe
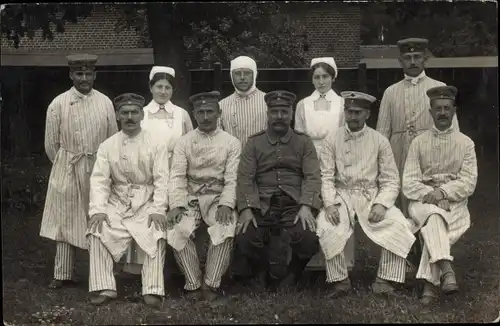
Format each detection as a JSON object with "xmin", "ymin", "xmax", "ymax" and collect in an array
[
  {"xmin": 372, "ymin": 277, "xmax": 396, "ymax": 296},
  {"xmin": 183, "ymin": 288, "xmax": 202, "ymax": 301},
  {"xmin": 90, "ymin": 294, "xmax": 115, "ymax": 306},
  {"xmin": 441, "ymin": 271, "xmax": 459, "ymax": 295},
  {"xmin": 325, "ymin": 278, "xmax": 352, "ymax": 298},
  {"xmin": 202, "ymin": 283, "xmax": 225, "ymax": 301},
  {"xmin": 48, "ymin": 279, "xmax": 78, "ymax": 289},
  {"xmin": 420, "ymin": 281, "xmax": 439, "ymax": 306},
  {"xmin": 143, "ymin": 294, "xmax": 162, "ymax": 309}
]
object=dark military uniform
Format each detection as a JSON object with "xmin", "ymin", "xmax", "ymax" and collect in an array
[{"xmin": 235, "ymin": 90, "xmax": 321, "ymax": 287}]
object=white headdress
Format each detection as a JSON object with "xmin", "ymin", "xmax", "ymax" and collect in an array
[
  {"xmin": 230, "ymin": 56, "xmax": 258, "ymax": 96},
  {"xmin": 310, "ymin": 57, "xmax": 338, "ymax": 79},
  {"xmin": 149, "ymin": 66, "xmax": 175, "ymax": 81}
]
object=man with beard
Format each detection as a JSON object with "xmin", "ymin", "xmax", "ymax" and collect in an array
[
  {"xmin": 235, "ymin": 90, "xmax": 321, "ymax": 292},
  {"xmin": 316, "ymin": 91, "xmax": 416, "ymax": 297},
  {"xmin": 41, "ymin": 54, "xmax": 118, "ymax": 289},
  {"xmin": 218, "ymin": 55, "xmax": 267, "ymax": 149},
  {"xmin": 166, "ymin": 91, "xmax": 241, "ymax": 302},
  {"xmin": 402, "ymin": 86, "xmax": 477, "ymax": 305},
  {"xmin": 376, "ymin": 38, "xmax": 460, "ymax": 218},
  {"xmin": 86, "ymin": 93, "xmax": 169, "ymax": 308}
]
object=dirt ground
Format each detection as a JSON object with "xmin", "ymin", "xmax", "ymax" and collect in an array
[{"xmin": 2, "ymin": 153, "xmax": 499, "ymax": 324}]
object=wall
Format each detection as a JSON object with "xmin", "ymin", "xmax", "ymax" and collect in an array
[
  {"xmin": 1, "ymin": 5, "xmax": 147, "ymax": 51},
  {"xmin": 303, "ymin": 3, "xmax": 361, "ymax": 68}
]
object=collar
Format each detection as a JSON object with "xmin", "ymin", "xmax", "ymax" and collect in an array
[
  {"xmin": 310, "ymin": 89, "xmax": 338, "ymax": 101},
  {"xmin": 266, "ymin": 127, "xmax": 293, "ymax": 145},
  {"xmin": 431, "ymin": 125, "xmax": 454, "ymax": 135},
  {"xmin": 344, "ymin": 124, "xmax": 367, "ymax": 140},
  {"xmin": 70, "ymin": 87, "xmax": 94, "ymax": 100},
  {"xmin": 195, "ymin": 127, "xmax": 220, "ymax": 137},
  {"xmin": 404, "ymin": 70, "xmax": 427, "ymax": 85},
  {"xmin": 146, "ymin": 100, "xmax": 174, "ymax": 114},
  {"xmin": 234, "ymin": 86, "xmax": 258, "ymax": 99}
]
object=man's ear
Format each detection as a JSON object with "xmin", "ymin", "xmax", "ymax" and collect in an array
[{"xmin": 93, "ymin": 71, "xmax": 97, "ymax": 81}]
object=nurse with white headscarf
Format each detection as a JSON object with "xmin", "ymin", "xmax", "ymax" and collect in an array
[
  {"xmin": 295, "ymin": 57, "xmax": 355, "ymax": 271},
  {"xmin": 219, "ymin": 56, "xmax": 267, "ymax": 149},
  {"xmin": 120, "ymin": 66, "xmax": 194, "ymax": 275},
  {"xmin": 295, "ymin": 57, "xmax": 345, "ymax": 153}
]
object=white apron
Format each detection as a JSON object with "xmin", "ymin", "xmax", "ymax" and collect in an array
[
  {"xmin": 121, "ymin": 100, "xmax": 184, "ymax": 274},
  {"xmin": 303, "ymin": 89, "xmax": 344, "ymax": 153},
  {"xmin": 300, "ymin": 89, "xmax": 353, "ymax": 270}
]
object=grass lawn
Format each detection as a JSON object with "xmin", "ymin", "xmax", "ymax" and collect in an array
[{"xmin": 2, "ymin": 155, "xmax": 499, "ymax": 324}]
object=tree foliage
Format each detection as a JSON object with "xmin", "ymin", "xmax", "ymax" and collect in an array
[
  {"xmin": 361, "ymin": 0, "xmax": 498, "ymax": 57},
  {"xmin": 1, "ymin": 3, "xmax": 306, "ymax": 67}
]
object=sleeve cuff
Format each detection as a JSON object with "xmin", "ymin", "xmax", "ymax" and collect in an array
[{"xmin": 218, "ymin": 200, "xmax": 236, "ymax": 210}]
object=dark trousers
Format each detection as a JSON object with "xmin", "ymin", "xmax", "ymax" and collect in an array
[{"xmin": 235, "ymin": 192, "xmax": 319, "ymax": 282}]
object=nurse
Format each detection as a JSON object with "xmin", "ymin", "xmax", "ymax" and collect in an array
[
  {"xmin": 121, "ymin": 66, "xmax": 194, "ymax": 275},
  {"xmin": 294, "ymin": 57, "xmax": 355, "ymax": 271}
]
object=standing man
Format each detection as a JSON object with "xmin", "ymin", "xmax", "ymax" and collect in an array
[
  {"xmin": 219, "ymin": 55, "xmax": 268, "ymax": 149},
  {"xmin": 376, "ymin": 38, "xmax": 460, "ymax": 217},
  {"xmin": 86, "ymin": 93, "xmax": 169, "ymax": 307},
  {"xmin": 402, "ymin": 86, "xmax": 477, "ymax": 305},
  {"xmin": 316, "ymin": 91, "xmax": 416, "ymax": 297},
  {"xmin": 167, "ymin": 91, "xmax": 241, "ymax": 301},
  {"xmin": 235, "ymin": 90, "xmax": 321, "ymax": 292},
  {"xmin": 41, "ymin": 54, "xmax": 118, "ymax": 289},
  {"xmin": 218, "ymin": 55, "xmax": 268, "ymax": 279}
]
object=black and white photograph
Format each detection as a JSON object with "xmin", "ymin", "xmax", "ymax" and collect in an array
[{"xmin": 1, "ymin": 0, "xmax": 498, "ymax": 324}]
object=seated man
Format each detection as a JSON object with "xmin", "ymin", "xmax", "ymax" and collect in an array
[
  {"xmin": 86, "ymin": 93, "xmax": 169, "ymax": 308},
  {"xmin": 166, "ymin": 91, "xmax": 241, "ymax": 302},
  {"xmin": 402, "ymin": 85, "xmax": 478, "ymax": 305},
  {"xmin": 316, "ymin": 91, "xmax": 416, "ymax": 298},
  {"xmin": 235, "ymin": 90, "xmax": 321, "ymax": 291}
]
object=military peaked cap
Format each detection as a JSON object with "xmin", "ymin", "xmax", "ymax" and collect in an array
[
  {"xmin": 113, "ymin": 93, "xmax": 145, "ymax": 110},
  {"xmin": 426, "ymin": 85, "xmax": 458, "ymax": 101},
  {"xmin": 341, "ymin": 91, "xmax": 377, "ymax": 110},
  {"xmin": 189, "ymin": 91, "xmax": 221, "ymax": 109},
  {"xmin": 66, "ymin": 53, "xmax": 98, "ymax": 70},
  {"xmin": 397, "ymin": 38, "xmax": 429, "ymax": 54},
  {"xmin": 264, "ymin": 90, "xmax": 296, "ymax": 107}
]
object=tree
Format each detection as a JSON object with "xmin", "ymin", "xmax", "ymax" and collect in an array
[
  {"xmin": 1, "ymin": 3, "xmax": 306, "ymax": 157},
  {"xmin": 1, "ymin": 3, "xmax": 306, "ymax": 106},
  {"xmin": 360, "ymin": 0, "xmax": 498, "ymax": 57}
]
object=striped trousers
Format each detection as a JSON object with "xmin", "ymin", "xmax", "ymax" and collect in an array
[
  {"xmin": 88, "ymin": 235, "xmax": 166, "ymax": 296},
  {"xmin": 416, "ymin": 214, "xmax": 468, "ymax": 285},
  {"xmin": 54, "ymin": 242, "xmax": 76, "ymax": 280},
  {"xmin": 174, "ymin": 237, "xmax": 233, "ymax": 291},
  {"xmin": 326, "ymin": 248, "xmax": 406, "ymax": 283}
]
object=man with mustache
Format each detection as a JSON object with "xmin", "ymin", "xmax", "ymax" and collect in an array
[
  {"xmin": 41, "ymin": 54, "xmax": 118, "ymax": 289},
  {"xmin": 166, "ymin": 91, "xmax": 241, "ymax": 302},
  {"xmin": 317, "ymin": 91, "xmax": 416, "ymax": 297},
  {"xmin": 402, "ymin": 86, "xmax": 477, "ymax": 305},
  {"xmin": 86, "ymin": 93, "xmax": 169, "ymax": 308},
  {"xmin": 235, "ymin": 90, "xmax": 321, "ymax": 292},
  {"xmin": 376, "ymin": 38, "xmax": 460, "ymax": 219}
]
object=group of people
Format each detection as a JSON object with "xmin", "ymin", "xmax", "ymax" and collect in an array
[{"xmin": 40, "ymin": 37, "xmax": 478, "ymax": 309}]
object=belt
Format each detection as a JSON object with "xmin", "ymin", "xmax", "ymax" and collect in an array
[
  {"xmin": 61, "ymin": 147, "xmax": 96, "ymax": 173},
  {"xmin": 392, "ymin": 127, "xmax": 427, "ymax": 137}
]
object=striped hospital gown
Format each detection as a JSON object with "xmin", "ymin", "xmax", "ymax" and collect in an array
[
  {"xmin": 402, "ymin": 126, "xmax": 478, "ymax": 284},
  {"xmin": 317, "ymin": 125, "xmax": 416, "ymax": 259},
  {"xmin": 40, "ymin": 87, "xmax": 118, "ymax": 250},
  {"xmin": 86, "ymin": 129, "xmax": 169, "ymax": 260},
  {"xmin": 376, "ymin": 73, "xmax": 460, "ymax": 178},
  {"xmin": 218, "ymin": 88, "xmax": 268, "ymax": 149},
  {"xmin": 168, "ymin": 128, "xmax": 241, "ymax": 290}
]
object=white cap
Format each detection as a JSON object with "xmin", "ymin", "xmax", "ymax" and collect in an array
[
  {"xmin": 310, "ymin": 57, "xmax": 338, "ymax": 78},
  {"xmin": 149, "ymin": 66, "xmax": 175, "ymax": 81}
]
